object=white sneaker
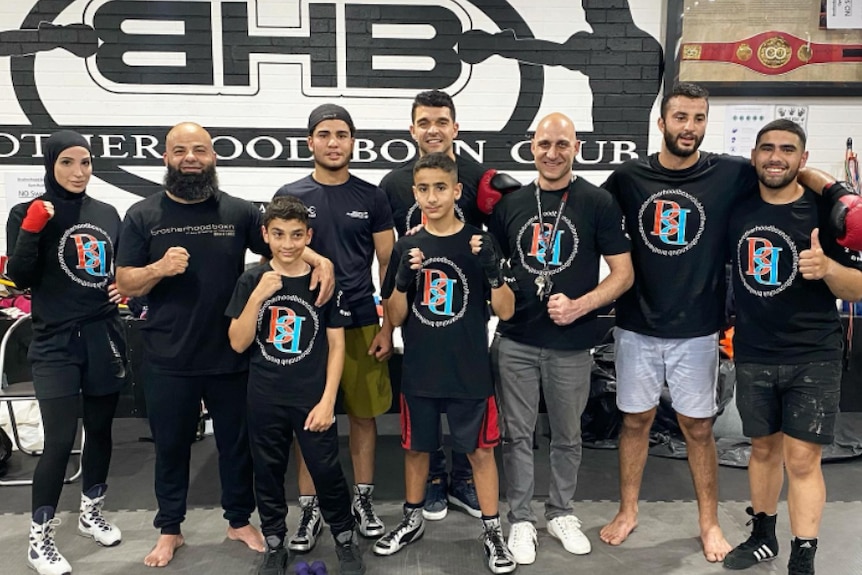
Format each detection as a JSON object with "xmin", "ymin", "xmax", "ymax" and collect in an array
[
  {"xmin": 507, "ymin": 521, "xmax": 537, "ymax": 565},
  {"xmin": 78, "ymin": 484, "xmax": 122, "ymax": 547},
  {"xmin": 29, "ymin": 507, "xmax": 72, "ymax": 575},
  {"xmin": 547, "ymin": 515, "xmax": 591, "ymax": 555}
]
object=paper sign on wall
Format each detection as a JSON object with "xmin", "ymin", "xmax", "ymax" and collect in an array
[
  {"xmin": 826, "ymin": 0, "xmax": 862, "ymax": 29},
  {"xmin": 5, "ymin": 173, "xmax": 45, "ymax": 210},
  {"xmin": 775, "ymin": 105, "xmax": 809, "ymax": 133},
  {"xmin": 725, "ymin": 106, "xmax": 774, "ymax": 156}
]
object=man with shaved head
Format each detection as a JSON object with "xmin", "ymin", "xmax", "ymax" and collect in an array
[
  {"xmin": 116, "ymin": 123, "xmax": 334, "ymax": 568},
  {"xmin": 487, "ymin": 113, "xmax": 633, "ymax": 564}
]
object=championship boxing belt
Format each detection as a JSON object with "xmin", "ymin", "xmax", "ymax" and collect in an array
[{"xmin": 680, "ymin": 31, "xmax": 862, "ymax": 75}]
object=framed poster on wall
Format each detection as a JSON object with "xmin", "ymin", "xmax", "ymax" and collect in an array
[{"xmin": 665, "ymin": 0, "xmax": 862, "ymax": 96}]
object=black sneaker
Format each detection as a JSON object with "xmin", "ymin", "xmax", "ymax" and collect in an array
[
  {"xmin": 372, "ymin": 505, "xmax": 425, "ymax": 556},
  {"xmin": 258, "ymin": 536, "xmax": 288, "ymax": 575},
  {"xmin": 334, "ymin": 529, "xmax": 365, "ymax": 575},
  {"xmin": 448, "ymin": 479, "xmax": 481, "ymax": 518},
  {"xmin": 289, "ymin": 496, "xmax": 322, "ymax": 553},
  {"xmin": 423, "ymin": 478, "xmax": 448, "ymax": 521},
  {"xmin": 788, "ymin": 537, "xmax": 817, "ymax": 575},
  {"xmin": 723, "ymin": 507, "xmax": 779, "ymax": 570},
  {"xmin": 481, "ymin": 517, "xmax": 517, "ymax": 574}
]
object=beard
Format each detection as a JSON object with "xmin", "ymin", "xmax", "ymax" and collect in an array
[
  {"xmin": 164, "ymin": 164, "xmax": 219, "ymax": 201},
  {"xmin": 663, "ymin": 130, "xmax": 703, "ymax": 158}
]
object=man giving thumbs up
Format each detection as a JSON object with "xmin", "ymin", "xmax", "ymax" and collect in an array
[{"xmin": 724, "ymin": 119, "xmax": 862, "ymax": 575}]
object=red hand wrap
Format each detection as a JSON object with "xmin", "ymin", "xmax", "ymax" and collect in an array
[{"xmin": 21, "ymin": 200, "xmax": 51, "ymax": 233}]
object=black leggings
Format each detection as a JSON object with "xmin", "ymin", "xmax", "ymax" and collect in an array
[{"xmin": 31, "ymin": 393, "xmax": 119, "ymax": 512}]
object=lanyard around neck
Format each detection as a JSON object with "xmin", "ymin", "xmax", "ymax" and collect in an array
[{"xmin": 534, "ymin": 180, "xmax": 572, "ymax": 274}]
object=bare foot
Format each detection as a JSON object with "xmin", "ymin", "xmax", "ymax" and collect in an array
[
  {"xmin": 600, "ymin": 511, "xmax": 638, "ymax": 545},
  {"xmin": 227, "ymin": 524, "xmax": 265, "ymax": 552},
  {"xmin": 144, "ymin": 534, "xmax": 184, "ymax": 568},
  {"xmin": 701, "ymin": 524, "xmax": 732, "ymax": 562}
]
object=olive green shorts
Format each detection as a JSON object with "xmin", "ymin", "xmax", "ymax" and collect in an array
[{"xmin": 341, "ymin": 324, "xmax": 392, "ymax": 418}]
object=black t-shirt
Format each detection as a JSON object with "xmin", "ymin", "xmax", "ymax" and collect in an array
[
  {"xmin": 488, "ymin": 177, "xmax": 631, "ymax": 350},
  {"xmin": 274, "ymin": 174, "xmax": 393, "ymax": 327},
  {"xmin": 603, "ymin": 152, "xmax": 757, "ymax": 337},
  {"xmin": 380, "ymin": 154, "xmax": 487, "ymax": 237},
  {"xmin": 6, "ymin": 191, "xmax": 121, "ymax": 335},
  {"xmin": 115, "ymin": 190, "xmax": 269, "ymax": 375},
  {"xmin": 225, "ymin": 263, "xmax": 352, "ymax": 406},
  {"xmin": 729, "ymin": 188, "xmax": 862, "ymax": 364},
  {"xmin": 382, "ymin": 225, "xmax": 493, "ymax": 399}
]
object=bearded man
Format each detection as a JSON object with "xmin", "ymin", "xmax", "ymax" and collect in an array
[{"xmin": 116, "ymin": 122, "xmax": 334, "ymax": 568}]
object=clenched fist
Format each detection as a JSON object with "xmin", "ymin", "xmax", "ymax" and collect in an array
[
  {"xmin": 155, "ymin": 247, "xmax": 190, "ymax": 277},
  {"xmin": 252, "ymin": 270, "xmax": 284, "ymax": 301}
]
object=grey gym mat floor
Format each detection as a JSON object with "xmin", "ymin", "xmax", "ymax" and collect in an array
[{"xmin": 1, "ymin": 417, "xmax": 861, "ymax": 574}]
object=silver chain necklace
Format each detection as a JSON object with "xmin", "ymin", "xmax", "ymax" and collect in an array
[{"xmin": 533, "ymin": 176, "xmax": 574, "ymax": 299}]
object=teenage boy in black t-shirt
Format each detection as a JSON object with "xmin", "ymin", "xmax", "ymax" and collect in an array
[
  {"xmin": 226, "ymin": 195, "xmax": 364, "ymax": 575},
  {"xmin": 723, "ymin": 120, "xmax": 862, "ymax": 575},
  {"xmin": 379, "ymin": 90, "xmax": 507, "ymax": 522},
  {"xmin": 274, "ymin": 104, "xmax": 394, "ymax": 547},
  {"xmin": 374, "ymin": 153, "xmax": 517, "ymax": 574}
]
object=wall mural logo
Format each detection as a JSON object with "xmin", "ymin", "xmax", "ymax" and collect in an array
[{"xmin": 0, "ymin": 0, "xmax": 662, "ymax": 198}]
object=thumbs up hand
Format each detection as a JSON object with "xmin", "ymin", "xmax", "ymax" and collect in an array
[{"xmin": 799, "ymin": 228, "xmax": 834, "ymax": 280}]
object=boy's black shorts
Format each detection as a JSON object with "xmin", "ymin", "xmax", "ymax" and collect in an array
[
  {"xmin": 736, "ymin": 360, "xmax": 842, "ymax": 445},
  {"xmin": 399, "ymin": 393, "xmax": 500, "ymax": 453}
]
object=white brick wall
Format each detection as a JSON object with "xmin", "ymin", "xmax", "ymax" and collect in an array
[{"xmin": 0, "ymin": 0, "xmax": 859, "ymax": 252}]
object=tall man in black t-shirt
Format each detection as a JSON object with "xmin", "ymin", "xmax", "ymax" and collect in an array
[
  {"xmin": 379, "ymin": 90, "xmax": 494, "ymax": 521},
  {"xmin": 599, "ymin": 83, "xmax": 756, "ymax": 562},
  {"xmin": 380, "ymin": 90, "xmax": 499, "ymax": 235},
  {"xmin": 274, "ymin": 105, "xmax": 395, "ymax": 548},
  {"xmin": 115, "ymin": 122, "xmax": 334, "ymax": 568},
  {"xmin": 723, "ymin": 120, "xmax": 862, "ymax": 575},
  {"xmin": 488, "ymin": 113, "xmax": 633, "ymax": 564}
]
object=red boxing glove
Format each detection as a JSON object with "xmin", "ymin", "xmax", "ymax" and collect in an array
[
  {"xmin": 21, "ymin": 200, "xmax": 51, "ymax": 233},
  {"xmin": 824, "ymin": 181, "xmax": 862, "ymax": 251},
  {"xmin": 477, "ymin": 169, "xmax": 522, "ymax": 215}
]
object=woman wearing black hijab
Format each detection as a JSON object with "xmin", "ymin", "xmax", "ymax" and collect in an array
[{"xmin": 6, "ymin": 130, "xmax": 126, "ymax": 575}]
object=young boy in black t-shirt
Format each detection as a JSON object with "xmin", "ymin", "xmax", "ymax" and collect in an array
[
  {"xmin": 225, "ymin": 196, "xmax": 364, "ymax": 575},
  {"xmin": 374, "ymin": 153, "xmax": 517, "ymax": 574}
]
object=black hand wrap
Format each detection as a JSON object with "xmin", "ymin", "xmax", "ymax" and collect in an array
[
  {"xmin": 395, "ymin": 248, "xmax": 418, "ymax": 292},
  {"xmin": 477, "ymin": 233, "xmax": 505, "ymax": 289}
]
